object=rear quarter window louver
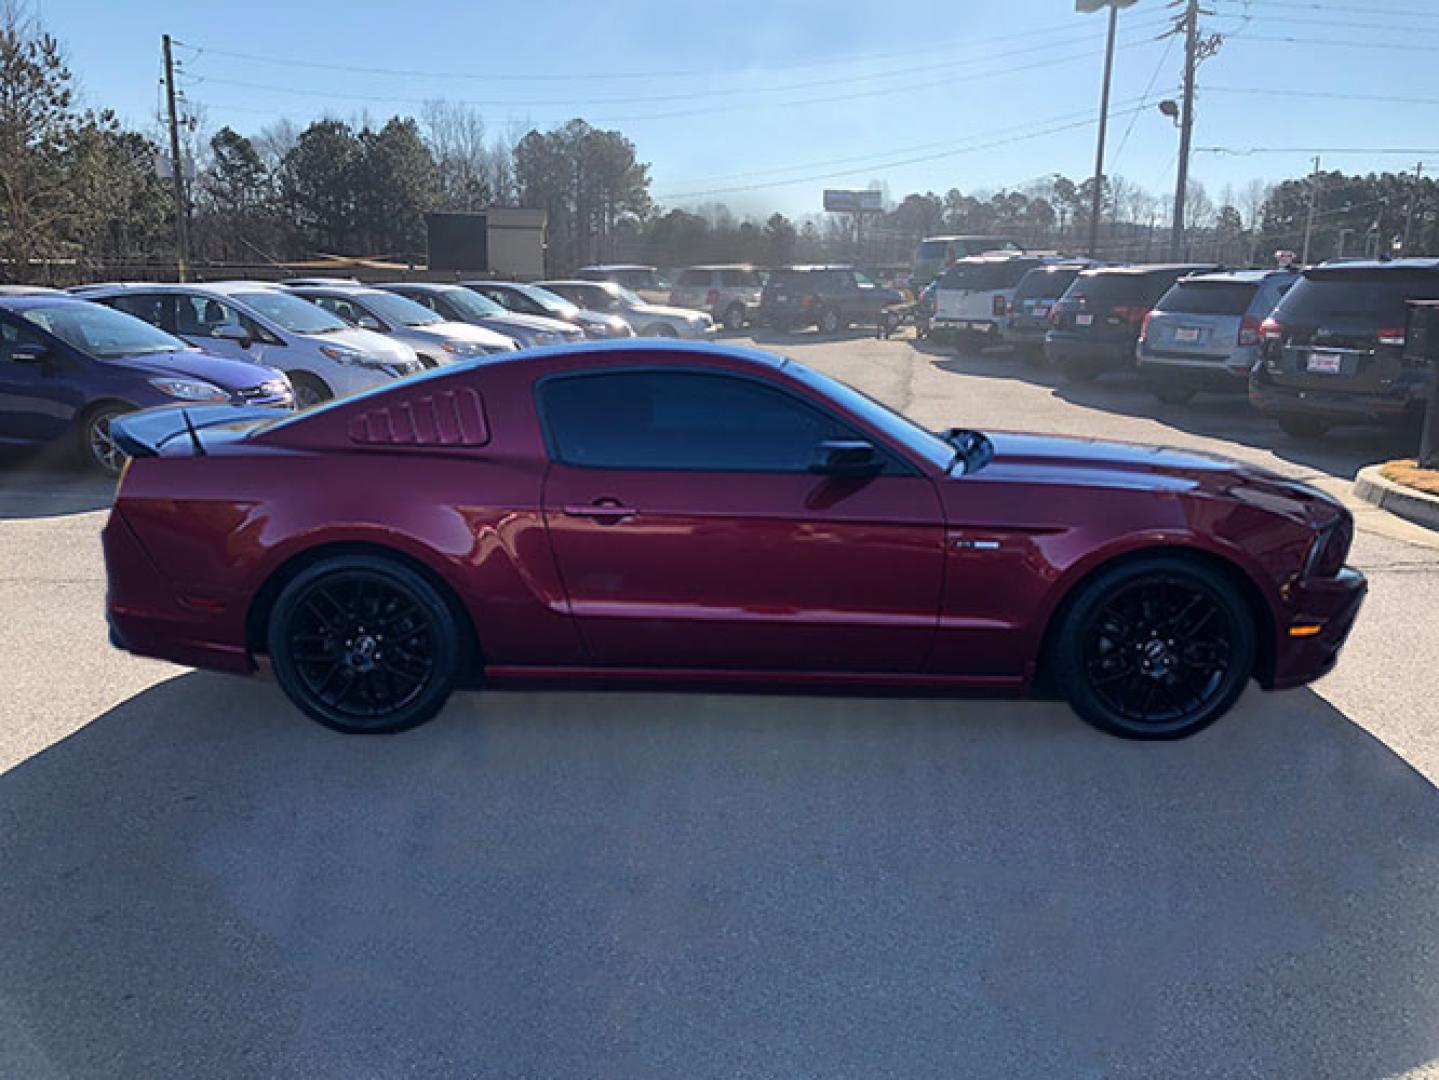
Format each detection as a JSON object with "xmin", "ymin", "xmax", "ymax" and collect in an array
[{"xmin": 347, "ymin": 387, "xmax": 490, "ymax": 447}]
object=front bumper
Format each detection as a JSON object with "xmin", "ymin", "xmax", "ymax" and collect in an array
[{"xmin": 1269, "ymin": 567, "xmax": 1368, "ymax": 690}]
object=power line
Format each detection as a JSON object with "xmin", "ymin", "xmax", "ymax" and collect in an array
[
  {"xmin": 175, "ymin": 14, "xmax": 1172, "ymax": 88},
  {"xmin": 657, "ymin": 95, "xmax": 1153, "ymax": 191},
  {"xmin": 656, "ymin": 104, "xmax": 1153, "ymax": 200},
  {"xmin": 1198, "ymin": 146, "xmax": 1439, "ymax": 155},
  {"xmin": 1238, "ymin": 33, "xmax": 1439, "ymax": 53},
  {"xmin": 1208, "ymin": 85, "xmax": 1439, "ymax": 108},
  {"xmin": 181, "ymin": 37, "xmax": 1161, "ymax": 126},
  {"xmin": 1110, "ymin": 33, "xmax": 1178, "ymax": 168},
  {"xmin": 1212, "ymin": 0, "xmax": 1439, "ymax": 18}
]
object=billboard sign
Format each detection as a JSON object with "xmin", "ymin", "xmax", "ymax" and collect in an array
[{"xmin": 823, "ymin": 189, "xmax": 884, "ymax": 213}]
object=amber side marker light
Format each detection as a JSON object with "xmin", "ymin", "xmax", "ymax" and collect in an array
[{"xmin": 1289, "ymin": 624, "xmax": 1324, "ymax": 638}]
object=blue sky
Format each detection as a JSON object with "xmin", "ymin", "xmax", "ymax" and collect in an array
[{"xmin": 40, "ymin": 0, "xmax": 1439, "ymax": 219}]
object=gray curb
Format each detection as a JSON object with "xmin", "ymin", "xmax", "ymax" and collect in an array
[{"xmin": 1354, "ymin": 465, "xmax": 1439, "ymax": 532}]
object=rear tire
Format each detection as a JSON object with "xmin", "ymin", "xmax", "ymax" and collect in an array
[
  {"xmin": 817, "ymin": 307, "xmax": 843, "ymax": 335},
  {"xmin": 268, "ymin": 554, "xmax": 465, "ymax": 734},
  {"xmin": 1049, "ymin": 554, "xmax": 1256, "ymax": 740},
  {"xmin": 1278, "ymin": 414, "xmax": 1329, "ymax": 439},
  {"xmin": 645, "ymin": 323, "xmax": 678, "ymax": 338},
  {"xmin": 722, "ymin": 303, "xmax": 745, "ymax": 332}
]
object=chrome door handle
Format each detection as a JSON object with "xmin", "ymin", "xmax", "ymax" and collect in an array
[{"xmin": 562, "ymin": 500, "xmax": 636, "ymax": 524}]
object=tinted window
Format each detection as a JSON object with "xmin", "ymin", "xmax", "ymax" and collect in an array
[
  {"xmin": 1157, "ymin": 281, "xmax": 1259, "ymax": 315},
  {"xmin": 176, "ymin": 294, "xmax": 247, "ymax": 337},
  {"xmin": 939, "ymin": 260, "xmax": 1038, "ymax": 291},
  {"xmin": 360, "ymin": 290, "xmax": 445, "ymax": 327},
  {"xmin": 1066, "ymin": 272, "xmax": 1145, "ymax": 305},
  {"xmin": 677, "ymin": 269, "xmax": 711, "ymax": 287},
  {"xmin": 1014, "ymin": 268, "xmax": 1082, "ymax": 302},
  {"xmin": 614, "ymin": 269, "xmax": 654, "ymax": 289},
  {"xmin": 20, "ymin": 301, "xmax": 188, "ymax": 359},
  {"xmin": 231, "ymin": 290, "xmax": 349, "ymax": 334},
  {"xmin": 1275, "ymin": 272, "xmax": 1439, "ymax": 327},
  {"xmin": 541, "ymin": 371, "xmax": 866, "ymax": 473}
]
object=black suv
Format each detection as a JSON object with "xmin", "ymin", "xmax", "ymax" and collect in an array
[
  {"xmin": 759, "ymin": 266, "xmax": 904, "ymax": 334},
  {"xmin": 1250, "ymin": 259, "xmax": 1439, "ymax": 437},
  {"xmin": 1045, "ymin": 264, "xmax": 1216, "ymax": 380}
]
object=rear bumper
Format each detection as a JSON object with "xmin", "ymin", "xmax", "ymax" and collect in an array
[
  {"xmin": 1249, "ymin": 371, "xmax": 1427, "ymax": 425},
  {"xmin": 1138, "ymin": 352, "xmax": 1251, "ymax": 387},
  {"xmin": 1044, "ymin": 333, "xmax": 1136, "ymax": 372},
  {"xmin": 103, "ymin": 508, "xmax": 254, "ymax": 676},
  {"xmin": 1269, "ymin": 567, "xmax": 1368, "ymax": 690}
]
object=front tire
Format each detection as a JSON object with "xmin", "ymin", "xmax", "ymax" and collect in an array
[
  {"xmin": 75, "ymin": 403, "xmax": 133, "ymax": 475},
  {"xmin": 722, "ymin": 303, "xmax": 745, "ymax": 332},
  {"xmin": 1048, "ymin": 555, "xmax": 1257, "ymax": 740},
  {"xmin": 290, "ymin": 372, "xmax": 333, "ymax": 408},
  {"xmin": 817, "ymin": 307, "xmax": 843, "ymax": 335},
  {"xmin": 645, "ymin": 323, "xmax": 678, "ymax": 338},
  {"xmin": 268, "ymin": 554, "xmax": 465, "ymax": 734}
]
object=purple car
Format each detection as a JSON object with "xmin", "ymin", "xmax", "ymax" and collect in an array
[{"xmin": 0, "ymin": 295, "xmax": 293, "ymax": 474}]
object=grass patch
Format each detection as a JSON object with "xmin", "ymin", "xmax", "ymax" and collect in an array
[{"xmin": 1379, "ymin": 458, "xmax": 1439, "ymax": 497}]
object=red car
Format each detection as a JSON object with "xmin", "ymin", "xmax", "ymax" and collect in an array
[{"xmin": 104, "ymin": 342, "xmax": 1366, "ymax": 740}]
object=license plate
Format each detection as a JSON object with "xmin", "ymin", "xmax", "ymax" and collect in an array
[
  {"xmin": 1030, "ymin": 302, "xmax": 1050, "ymax": 317},
  {"xmin": 1075, "ymin": 313, "xmax": 1094, "ymax": 327},
  {"xmin": 1175, "ymin": 327, "xmax": 1201, "ymax": 343},
  {"xmin": 1307, "ymin": 352, "xmax": 1343, "ymax": 374}
]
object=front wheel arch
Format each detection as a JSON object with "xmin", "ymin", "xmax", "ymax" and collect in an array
[
  {"xmin": 246, "ymin": 540, "xmax": 482, "ymax": 681},
  {"xmin": 1034, "ymin": 544, "xmax": 1276, "ymax": 693}
]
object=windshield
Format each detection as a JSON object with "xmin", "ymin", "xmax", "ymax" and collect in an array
[
  {"xmin": 783, "ymin": 359, "xmax": 955, "ymax": 473},
  {"xmin": 518, "ymin": 284, "xmax": 578, "ymax": 317},
  {"xmin": 20, "ymin": 302, "xmax": 189, "ymax": 359},
  {"xmin": 1157, "ymin": 281, "xmax": 1260, "ymax": 315},
  {"xmin": 1014, "ymin": 268, "xmax": 1083, "ymax": 302},
  {"xmin": 231, "ymin": 290, "xmax": 349, "ymax": 334},
  {"xmin": 357, "ymin": 290, "xmax": 444, "ymax": 327},
  {"xmin": 441, "ymin": 287, "xmax": 506, "ymax": 319}
]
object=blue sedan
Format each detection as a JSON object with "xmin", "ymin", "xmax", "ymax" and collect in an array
[{"xmin": 0, "ymin": 296, "xmax": 293, "ymax": 473}]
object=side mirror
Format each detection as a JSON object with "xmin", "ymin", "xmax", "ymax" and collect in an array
[
  {"xmin": 212, "ymin": 323, "xmax": 252, "ymax": 347},
  {"xmin": 810, "ymin": 439, "xmax": 882, "ymax": 477},
  {"xmin": 355, "ymin": 314, "xmax": 383, "ymax": 332},
  {"xmin": 10, "ymin": 341, "xmax": 51, "ymax": 364}
]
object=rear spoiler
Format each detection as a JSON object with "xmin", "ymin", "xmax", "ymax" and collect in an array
[{"xmin": 111, "ymin": 404, "xmax": 284, "ymax": 459}]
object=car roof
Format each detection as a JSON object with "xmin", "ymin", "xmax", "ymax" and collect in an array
[
  {"xmin": 542, "ymin": 279, "xmax": 616, "ymax": 288},
  {"xmin": 288, "ymin": 284, "xmax": 391, "ymax": 298},
  {"xmin": 920, "ymin": 234, "xmax": 1011, "ymax": 242},
  {"xmin": 1081, "ymin": 263, "xmax": 1217, "ymax": 277},
  {"xmin": 1176, "ymin": 269, "xmax": 1295, "ymax": 285},
  {"xmin": 0, "ymin": 284, "xmax": 63, "ymax": 296},
  {"xmin": 774, "ymin": 264, "xmax": 853, "ymax": 272},
  {"xmin": 378, "ymin": 281, "xmax": 465, "ymax": 292},
  {"xmin": 1305, "ymin": 258, "xmax": 1439, "ymax": 275},
  {"xmin": 578, "ymin": 264, "xmax": 654, "ymax": 272},
  {"xmin": 0, "ymin": 294, "xmax": 94, "ymax": 311},
  {"xmin": 683, "ymin": 263, "xmax": 757, "ymax": 271}
]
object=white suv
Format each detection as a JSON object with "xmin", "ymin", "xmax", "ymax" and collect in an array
[
  {"xmin": 932, "ymin": 255, "xmax": 1057, "ymax": 344},
  {"xmin": 83, "ymin": 282, "xmax": 422, "ymax": 405}
]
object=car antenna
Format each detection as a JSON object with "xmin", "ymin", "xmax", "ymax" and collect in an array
[{"xmin": 181, "ymin": 408, "xmax": 207, "ymax": 457}]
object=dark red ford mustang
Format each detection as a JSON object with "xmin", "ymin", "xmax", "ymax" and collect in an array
[{"xmin": 103, "ymin": 341, "xmax": 1366, "ymax": 739}]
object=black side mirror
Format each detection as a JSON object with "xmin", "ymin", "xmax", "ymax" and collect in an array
[
  {"xmin": 810, "ymin": 439, "xmax": 882, "ymax": 476},
  {"xmin": 10, "ymin": 341, "xmax": 51, "ymax": 364}
]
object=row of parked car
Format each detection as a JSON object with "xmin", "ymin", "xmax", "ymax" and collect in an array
[
  {"xmin": 0, "ymin": 276, "xmax": 721, "ymax": 474},
  {"xmin": 921, "ymin": 252, "xmax": 1439, "ymax": 439}
]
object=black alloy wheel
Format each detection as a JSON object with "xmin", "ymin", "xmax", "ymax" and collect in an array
[
  {"xmin": 290, "ymin": 373, "xmax": 332, "ymax": 408},
  {"xmin": 1051, "ymin": 555, "xmax": 1256, "ymax": 739},
  {"xmin": 269, "ymin": 555, "xmax": 464, "ymax": 733}
]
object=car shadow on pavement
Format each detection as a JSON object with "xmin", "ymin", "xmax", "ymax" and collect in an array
[
  {"xmin": 929, "ymin": 348, "xmax": 1415, "ymax": 482},
  {"xmin": 2, "ymin": 674, "xmax": 1435, "ymax": 1079},
  {"xmin": 0, "ymin": 453, "xmax": 115, "ymax": 520}
]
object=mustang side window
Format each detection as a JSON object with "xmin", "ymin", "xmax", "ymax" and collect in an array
[{"xmin": 541, "ymin": 370, "xmax": 876, "ymax": 474}]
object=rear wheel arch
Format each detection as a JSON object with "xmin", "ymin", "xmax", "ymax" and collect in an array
[
  {"xmin": 246, "ymin": 540, "xmax": 482, "ymax": 678},
  {"xmin": 1035, "ymin": 543, "xmax": 1276, "ymax": 691}
]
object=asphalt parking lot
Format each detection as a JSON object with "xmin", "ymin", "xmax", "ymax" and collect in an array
[{"xmin": 2, "ymin": 333, "xmax": 1437, "ymax": 1079}]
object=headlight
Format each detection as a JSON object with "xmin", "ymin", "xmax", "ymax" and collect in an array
[
  {"xmin": 1304, "ymin": 514, "xmax": 1354, "ymax": 578},
  {"xmin": 149, "ymin": 377, "xmax": 229, "ymax": 402},
  {"xmin": 260, "ymin": 378, "xmax": 292, "ymax": 397},
  {"xmin": 319, "ymin": 344, "xmax": 379, "ymax": 366},
  {"xmin": 441, "ymin": 340, "xmax": 486, "ymax": 357}
]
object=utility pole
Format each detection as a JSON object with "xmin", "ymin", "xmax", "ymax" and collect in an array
[
  {"xmin": 1404, "ymin": 161, "xmax": 1424, "ymax": 254},
  {"xmin": 162, "ymin": 34, "xmax": 191, "ymax": 282},
  {"xmin": 1301, "ymin": 155, "xmax": 1321, "ymax": 265},
  {"xmin": 1076, "ymin": 1, "xmax": 1136, "ymax": 258},
  {"xmin": 1169, "ymin": 0, "xmax": 1200, "ymax": 259}
]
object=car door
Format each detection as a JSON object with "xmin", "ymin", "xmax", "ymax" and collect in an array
[
  {"xmin": 0, "ymin": 314, "xmax": 85, "ymax": 445},
  {"xmin": 538, "ymin": 367, "xmax": 946, "ymax": 672},
  {"xmin": 850, "ymin": 270, "xmax": 886, "ymax": 322}
]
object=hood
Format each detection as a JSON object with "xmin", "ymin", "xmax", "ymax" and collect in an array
[
  {"xmin": 107, "ymin": 349, "xmax": 286, "ymax": 391},
  {"xmin": 631, "ymin": 303, "xmax": 708, "ymax": 322},
  {"xmin": 319, "ymin": 326, "xmax": 418, "ymax": 363},
  {"xmin": 400, "ymin": 320, "xmax": 517, "ymax": 350},
  {"xmin": 984, "ymin": 431, "xmax": 1303, "ymax": 492},
  {"xmin": 483, "ymin": 312, "xmax": 579, "ymax": 335}
]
